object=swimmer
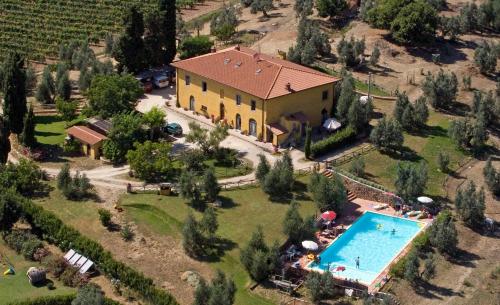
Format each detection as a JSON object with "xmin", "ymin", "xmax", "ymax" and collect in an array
[
  {"xmin": 391, "ymin": 228, "xmax": 396, "ymax": 235},
  {"xmin": 355, "ymin": 256, "xmax": 360, "ymax": 269}
]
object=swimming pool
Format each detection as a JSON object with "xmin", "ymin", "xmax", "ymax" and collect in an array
[{"xmin": 308, "ymin": 211, "xmax": 424, "ymax": 285}]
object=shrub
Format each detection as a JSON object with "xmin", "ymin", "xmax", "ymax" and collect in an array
[
  {"xmin": 121, "ymin": 224, "xmax": 134, "ymax": 241},
  {"xmin": 389, "ymin": 255, "xmax": 407, "ymax": 278},
  {"xmin": 310, "ymin": 126, "xmax": 356, "ymax": 157},
  {"xmin": 98, "ymin": 209, "xmax": 112, "ymax": 228},
  {"xmin": 46, "ymin": 256, "xmax": 69, "ymax": 278},
  {"xmin": 60, "ymin": 266, "xmax": 81, "ymax": 287},
  {"xmin": 3, "ymin": 230, "xmax": 43, "ymax": 260},
  {"xmin": 412, "ymin": 231, "xmax": 431, "ymax": 254}
]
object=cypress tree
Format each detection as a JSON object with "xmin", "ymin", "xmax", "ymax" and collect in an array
[
  {"xmin": 159, "ymin": 0, "xmax": 177, "ymax": 65},
  {"xmin": 21, "ymin": 104, "xmax": 37, "ymax": 148},
  {"xmin": 2, "ymin": 52, "xmax": 27, "ymax": 134},
  {"xmin": 256, "ymin": 154, "xmax": 270, "ymax": 183},
  {"xmin": 304, "ymin": 126, "xmax": 312, "ymax": 159},
  {"xmin": 113, "ymin": 6, "xmax": 146, "ymax": 73},
  {"xmin": 0, "ymin": 116, "xmax": 11, "ymax": 164},
  {"xmin": 336, "ymin": 73, "xmax": 356, "ymax": 124}
]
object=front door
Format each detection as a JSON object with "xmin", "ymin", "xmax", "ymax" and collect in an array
[
  {"xmin": 235, "ymin": 114, "xmax": 241, "ymax": 130},
  {"xmin": 249, "ymin": 119, "xmax": 257, "ymax": 137},
  {"xmin": 189, "ymin": 96, "xmax": 195, "ymax": 111},
  {"xmin": 220, "ymin": 103, "xmax": 225, "ymax": 120}
]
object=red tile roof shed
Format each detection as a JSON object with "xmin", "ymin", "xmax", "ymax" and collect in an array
[
  {"xmin": 171, "ymin": 46, "xmax": 340, "ymax": 100},
  {"xmin": 67, "ymin": 126, "xmax": 107, "ymax": 145}
]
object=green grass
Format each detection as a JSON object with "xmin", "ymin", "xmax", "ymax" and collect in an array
[
  {"xmin": 204, "ymin": 159, "xmax": 253, "ymax": 179},
  {"xmin": 340, "ymin": 111, "xmax": 468, "ymax": 197},
  {"xmin": 34, "ymin": 115, "xmax": 84, "ymax": 146},
  {"xmin": 35, "ymin": 182, "xmax": 105, "ymax": 240},
  {"xmin": 120, "ymin": 176, "xmax": 317, "ymax": 305},
  {"xmin": 312, "ymin": 66, "xmax": 391, "ymax": 97},
  {"xmin": 0, "ymin": 240, "xmax": 75, "ymax": 303}
]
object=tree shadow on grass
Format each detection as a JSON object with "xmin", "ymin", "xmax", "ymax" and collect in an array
[
  {"xmin": 448, "ymin": 247, "xmax": 481, "ymax": 268},
  {"xmin": 198, "ymin": 237, "xmax": 237, "ymax": 263},
  {"xmin": 217, "ymin": 196, "xmax": 239, "ymax": 209},
  {"xmin": 380, "ymin": 146, "xmax": 422, "ymax": 162},
  {"xmin": 35, "ymin": 131, "xmax": 62, "ymax": 137},
  {"xmin": 417, "ymin": 125, "xmax": 448, "ymax": 139},
  {"xmin": 413, "ymin": 279, "xmax": 462, "ymax": 300}
]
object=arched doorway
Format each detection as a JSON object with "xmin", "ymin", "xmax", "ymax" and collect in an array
[
  {"xmin": 220, "ymin": 103, "xmax": 225, "ymax": 120},
  {"xmin": 235, "ymin": 114, "xmax": 241, "ymax": 130},
  {"xmin": 321, "ymin": 108, "xmax": 328, "ymax": 124},
  {"xmin": 189, "ymin": 96, "xmax": 195, "ymax": 111},
  {"xmin": 249, "ymin": 119, "xmax": 257, "ymax": 137}
]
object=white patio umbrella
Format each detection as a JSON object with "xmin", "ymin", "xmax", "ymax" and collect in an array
[
  {"xmin": 323, "ymin": 118, "xmax": 342, "ymax": 132},
  {"xmin": 301, "ymin": 240, "xmax": 319, "ymax": 251},
  {"xmin": 417, "ymin": 196, "xmax": 433, "ymax": 204}
]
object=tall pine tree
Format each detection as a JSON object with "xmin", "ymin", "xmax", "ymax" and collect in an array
[
  {"xmin": 2, "ymin": 52, "xmax": 27, "ymax": 134},
  {"xmin": 113, "ymin": 6, "xmax": 146, "ymax": 73},
  {"xmin": 159, "ymin": 0, "xmax": 177, "ymax": 64},
  {"xmin": 0, "ymin": 116, "xmax": 11, "ymax": 164},
  {"xmin": 21, "ymin": 104, "xmax": 37, "ymax": 148}
]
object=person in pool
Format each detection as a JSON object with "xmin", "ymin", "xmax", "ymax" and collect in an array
[
  {"xmin": 355, "ymin": 256, "xmax": 360, "ymax": 269},
  {"xmin": 391, "ymin": 228, "xmax": 396, "ymax": 235}
]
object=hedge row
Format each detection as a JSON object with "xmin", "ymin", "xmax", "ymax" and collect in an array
[
  {"xmin": 310, "ymin": 126, "xmax": 357, "ymax": 157},
  {"xmin": 3, "ymin": 190, "xmax": 178, "ymax": 305},
  {"xmin": 7, "ymin": 294, "xmax": 121, "ymax": 305}
]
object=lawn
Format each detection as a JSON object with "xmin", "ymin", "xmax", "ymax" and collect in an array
[
  {"xmin": 120, "ymin": 176, "xmax": 317, "ymax": 305},
  {"xmin": 340, "ymin": 110, "xmax": 469, "ymax": 197},
  {"xmin": 204, "ymin": 158, "xmax": 253, "ymax": 179},
  {"xmin": 35, "ymin": 182, "xmax": 105, "ymax": 241},
  {"xmin": 0, "ymin": 240, "xmax": 75, "ymax": 303},
  {"xmin": 35, "ymin": 115, "xmax": 84, "ymax": 146},
  {"xmin": 313, "ymin": 65, "xmax": 391, "ymax": 97}
]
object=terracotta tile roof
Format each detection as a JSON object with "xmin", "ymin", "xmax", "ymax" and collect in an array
[
  {"xmin": 266, "ymin": 123, "xmax": 288, "ymax": 136},
  {"xmin": 171, "ymin": 46, "xmax": 340, "ymax": 100},
  {"xmin": 67, "ymin": 126, "xmax": 107, "ymax": 145}
]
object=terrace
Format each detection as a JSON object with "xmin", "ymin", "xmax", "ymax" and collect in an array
[{"xmin": 275, "ymin": 195, "xmax": 433, "ymax": 296}]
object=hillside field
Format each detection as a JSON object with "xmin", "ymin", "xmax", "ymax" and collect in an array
[{"xmin": 0, "ymin": 0, "xmax": 157, "ymax": 60}]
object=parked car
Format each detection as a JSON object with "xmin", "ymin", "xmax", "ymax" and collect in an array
[{"xmin": 163, "ymin": 122, "xmax": 183, "ymax": 136}]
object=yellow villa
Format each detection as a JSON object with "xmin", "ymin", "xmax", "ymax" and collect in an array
[{"xmin": 171, "ymin": 46, "xmax": 340, "ymax": 146}]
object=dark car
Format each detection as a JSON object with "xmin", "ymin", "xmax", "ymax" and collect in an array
[{"xmin": 163, "ymin": 123, "xmax": 183, "ymax": 136}]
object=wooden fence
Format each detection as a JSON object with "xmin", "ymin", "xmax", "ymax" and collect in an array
[{"xmin": 325, "ymin": 144, "xmax": 375, "ymax": 168}]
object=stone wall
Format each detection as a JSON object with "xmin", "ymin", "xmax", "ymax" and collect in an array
[{"xmin": 341, "ymin": 175, "xmax": 399, "ymax": 205}]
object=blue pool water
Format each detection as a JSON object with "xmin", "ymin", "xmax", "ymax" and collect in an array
[{"xmin": 308, "ymin": 211, "xmax": 424, "ymax": 285}]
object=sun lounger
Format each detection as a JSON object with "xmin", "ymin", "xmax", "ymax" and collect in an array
[
  {"xmin": 374, "ymin": 203, "xmax": 388, "ymax": 210},
  {"xmin": 407, "ymin": 211, "xmax": 421, "ymax": 217}
]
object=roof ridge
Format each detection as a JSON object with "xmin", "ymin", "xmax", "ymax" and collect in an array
[
  {"xmin": 265, "ymin": 64, "xmax": 284, "ymax": 99},
  {"xmin": 74, "ymin": 126, "xmax": 106, "ymax": 139},
  {"xmin": 280, "ymin": 65, "xmax": 337, "ymax": 79}
]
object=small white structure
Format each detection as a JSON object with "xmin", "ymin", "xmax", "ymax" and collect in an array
[
  {"xmin": 323, "ymin": 118, "xmax": 342, "ymax": 132},
  {"xmin": 359, "ymin": 96, "xmax": 372, "ymax": 105},
  {"xmin": 63, "ymin": 249, "xmax": 94, "ymax": 274},
  {"xmin": 27, "ymin": 267, "xmax": 46, "ymax": 285},
  {"xmin": 301, "ymin": 240, "xmax": 319, "ymax": 251},
  {"xmin": 417, "ymin": 196, "xmax": 434, "ymax": 204}
]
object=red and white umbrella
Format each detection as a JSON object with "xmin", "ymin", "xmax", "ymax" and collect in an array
[{"xmin": 321, "ymin": 211, "xmax": 337, "ymax": 221}]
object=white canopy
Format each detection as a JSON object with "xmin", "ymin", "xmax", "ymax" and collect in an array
[
  {"xmin": 359, "ymin": 96, "xmax": 372, "ymax": 105},
  {"xmin": 417, "ymin": 196, "xmax": 433, "ymax": 204},
  {"xmin": 301, "ymin": 240, "xmax": 319, "ymax": 251},
  {"xmin": 323, "ymin": 118, "xmax": 342, "ymax": 131}
]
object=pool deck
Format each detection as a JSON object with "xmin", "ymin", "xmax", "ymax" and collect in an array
[{"xmin": 288, "ymin": 198, "xmax": 433, "ymax": 293}]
